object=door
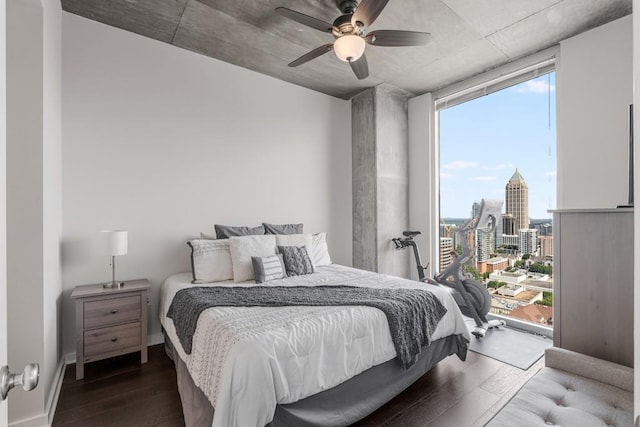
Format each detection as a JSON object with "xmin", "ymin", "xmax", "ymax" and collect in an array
[{"xmin": 0, "ymin": 0, "xmax": 7, "ymax": 424}]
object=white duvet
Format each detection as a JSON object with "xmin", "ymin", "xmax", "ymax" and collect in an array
[{"xmin": 159, "ymin": 264, "xmax": 470, "ymax": 427}]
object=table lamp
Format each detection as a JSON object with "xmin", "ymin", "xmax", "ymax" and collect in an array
[{"xmin": 102, "ymin": 230, "xmax": 128, "ymax": 288}]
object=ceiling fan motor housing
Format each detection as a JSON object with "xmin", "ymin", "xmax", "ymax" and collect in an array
[
  {"xmin": 333, "ymin": 14, "xmax": 359, "ymax": 36},
  {"xmin": 338, "ymin": 0, "xmax": 358, "ymax": 14}
]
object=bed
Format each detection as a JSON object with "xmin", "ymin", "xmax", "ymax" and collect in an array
[{"xmin": 159, "ymin": 263, "xmax": 470, "ymax": 427}]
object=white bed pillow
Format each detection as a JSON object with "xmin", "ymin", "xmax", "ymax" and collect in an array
[
  {"xmin": 229, "ymin": 235, "xmax": 277, "ymax": 282},
  {"xmin": 275, "ymin": 233, "xmax": 313, "ymax": 249},
  {"xmin": 187, "ymin": 239, "xmax": 233, "ymax": 283},
  {"xmin": 200, "ymin": 232, "xmax": 216, "ymax": 240},
  {"xmin": 309, "ymin": 232, "xmax": 332, "ymax": 267}
]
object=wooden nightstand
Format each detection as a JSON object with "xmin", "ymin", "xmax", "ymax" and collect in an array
[{"xmin": 71, "ymin": 279, "xmax": 151, "ymax": 380}]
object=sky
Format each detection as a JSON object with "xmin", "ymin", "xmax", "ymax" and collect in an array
[{"xmin": 439, "ymin": 73, "xmax": 556, "ymax": 219}]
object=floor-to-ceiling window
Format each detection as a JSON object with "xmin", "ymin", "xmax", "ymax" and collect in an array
[{"xmin": 437, "ymin": 65, "xmax": 556, "ymax": 329}]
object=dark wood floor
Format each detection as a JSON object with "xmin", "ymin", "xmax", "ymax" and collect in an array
[{"xmin": 53, "ymin": 344, "xmax": 542, "ymax": 427}]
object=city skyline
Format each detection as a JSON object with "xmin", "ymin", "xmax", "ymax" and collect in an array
[{"xmin": 439, "ymin": 73, "xmax": 556, "ymax": 219}]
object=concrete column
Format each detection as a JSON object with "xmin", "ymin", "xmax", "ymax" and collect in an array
[{"xmin": 352, "ymin": 84, "xmax": 410, "ymax": 278}]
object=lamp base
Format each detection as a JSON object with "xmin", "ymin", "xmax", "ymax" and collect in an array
[{"xmin": 103, "ymin": 281, "xmax": 124, "ymax": 289}]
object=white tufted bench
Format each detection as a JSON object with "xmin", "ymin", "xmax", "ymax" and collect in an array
[{"xmin": 487, "ymin": 347, "xmax": 633, "ymax": 427}]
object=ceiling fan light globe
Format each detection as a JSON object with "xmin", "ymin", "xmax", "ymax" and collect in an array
[{"xmin": 334, "ymin": 35, "xmax": 366, "ymax": 62}]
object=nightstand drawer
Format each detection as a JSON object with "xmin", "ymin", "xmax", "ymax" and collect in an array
[
  {"xmin": 84, "ymin": 322, "xmax": 142, "ymax": 357},
  {"xmin": 84, "ymin": 295, "xmax": 141, "ymax": 329}
]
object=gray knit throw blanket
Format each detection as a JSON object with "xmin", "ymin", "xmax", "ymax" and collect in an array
[{"xmin": 167, "ymin": 285, "xmax": 447, "ymax": 369}]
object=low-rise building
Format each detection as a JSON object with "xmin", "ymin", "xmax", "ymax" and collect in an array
[
  {"xmin": 489, "ymin": 289, "xmax": 543, "ymax": 315},
  {"xmin": 509, "ymin": 304, "xmax": 553, "ymax": 325},
  {"xmin": 489, "ymin": 270, "xmax": 526, "ymax": 285},
  {"xmin": 485, "ymin": 257, "xmax": 508, "ymax": 273},
  {"xmin": 497, "ymin": 284, "xmax": 525, "ymax": 297}
]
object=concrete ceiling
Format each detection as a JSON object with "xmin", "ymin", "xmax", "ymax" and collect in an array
[{"xmin": 61, "ymin": 0, "xmax": 631, "ymax": 100}]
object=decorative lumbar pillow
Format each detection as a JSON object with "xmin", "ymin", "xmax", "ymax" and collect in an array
[
  {"xmin": 263, "ymin": 222, "xmax": 304, "ymax": 235},
  {"xmin": 215, "ymin": 224, "xmax": 265, "ymax": 239},
  {"xmin": 309, "ymin": 232, "xmax": 332, "ymax": 267},
  {"xmin": 252, "ymin": 254, "xmax": 286, "ymax": 283},
  {"xmin": 275, "ymin": 233, "xmax": 313, "ymax": 249},
  {"xmin": 229, "ymin": 235, "xmax": 277, "ymax": 282},
  {"xmin": 200, "ymin": 232, "xmax": 215, "ymax": 240},
  {"xmin": 278, "ymin": 245, "xmax": 315, "ymax": 277},
  {"xmin": 187, "ymin": 239, "xmax": 233, "ymax": 283}
]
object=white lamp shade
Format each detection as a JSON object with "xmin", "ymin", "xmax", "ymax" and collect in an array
[
  {"xmin": 102, "ymin": 230, "xmax": 128, "ymax": 256},
  {"xmin": 334, "ymin": 35, "xmax": 366, "ymax": 62}
]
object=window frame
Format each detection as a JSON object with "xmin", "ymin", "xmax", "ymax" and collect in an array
[{"xmin": 428, "ymin": 46, "xmax": 558, "ymax": 274}]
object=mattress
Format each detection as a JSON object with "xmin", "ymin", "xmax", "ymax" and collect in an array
[{"xmin": 159, "ymin": 264, "xmax": 470, "ymax": 427}]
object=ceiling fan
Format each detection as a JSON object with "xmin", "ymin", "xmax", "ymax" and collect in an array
[{"xmin": 275, "ymin": 0, "xmax": 430, "ymax": 80}]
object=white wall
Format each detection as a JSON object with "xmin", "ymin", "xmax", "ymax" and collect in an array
[
  {"xmin": 7, "ymin": 0, "xmax": 62, "ymax": 425},
  {"xmin": 61, "ymin": 13, "xmax": 352, "ymax": 354},
  {"xmin": 556, "ymin": 15, "xmax": 633, "ymax": 209}
]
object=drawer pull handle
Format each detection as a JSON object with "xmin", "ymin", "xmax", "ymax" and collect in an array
[
  {"xmin": 110, "ymin": 337, "xmax": 118, "ymax": 342},
  {"xmin": 110, "ymin": 309, "xmax": 118, "ymax": 314}
]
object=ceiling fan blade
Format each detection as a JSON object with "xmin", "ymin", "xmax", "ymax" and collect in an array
[
  {"xmin": 365, "ymin": 30, "xmax": 431, "ymax": 47},
  {"xmin": 349, "ymin": 54, "xmax": 369, "ymax": 80},
  {"xmin": 288, "ymin": 44, "xmax": 334, "ymax": 67},
  {"xmin": 275, "ymin": 7, "xmax": 334, "ymax": 33},
  {"xmin": 351, "ymin": 0, "xmax": 389, "ymax": 27}
]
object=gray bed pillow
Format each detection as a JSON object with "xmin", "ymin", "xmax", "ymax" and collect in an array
[
  {"xmin": 215, "ymin": 224, "xmax": 265, "ymax": 239},
  {"xmin": 251, "ymin": 254, "xmax": 286, "ymax": 283},
  {"xmin": 263, "ymin": 222, "xmax": 303, "ymax": 235},
  {"xmin": 277, "ymin": 245, "xmax": 314, "ymax": 277}
]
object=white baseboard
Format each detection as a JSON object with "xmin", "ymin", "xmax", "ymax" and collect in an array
[
  {"xmin": 8, "ymin": 413, "xmax": 49, "ymax": 427},
  {"xmin": 8, "ymin": 357, "xmax": 66, "ymax": 427},
  {"xmin": 45, "ymin": 358, "xmax": 66, "ymax": 425}
]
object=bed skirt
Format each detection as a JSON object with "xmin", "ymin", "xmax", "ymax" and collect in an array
[{"xmin": 164, "ymin": 331, "xmax": 468, "ymax": 427}]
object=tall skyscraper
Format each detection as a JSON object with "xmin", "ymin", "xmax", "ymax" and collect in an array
[
  {"xmin": 493, "ymin": 215, "xmax": 503, "ymax": 250},
  {"xmin": 519, "ymin": 229, "xmax": 538, "ymax": 255},
  {"xmin": 470, "ymin": 201, "xmax": 493, "ymax": 267},
  {"xmin": 476, "ymin": 230, "xmax": 493, "ymax": 263},
  {"xmin": 471, "ymin": 201, "xmax": 481, "ymax": 219},
  {"xmin": 505, "ymin": 168, "xmax": 529, "ymax": 232},
  {"xmin": 439, "ymin": 237, "xmax": 453, "ymax": 271}
]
